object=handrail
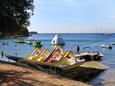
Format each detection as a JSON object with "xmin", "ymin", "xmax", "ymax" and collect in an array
[
  {"xmin": 36, "ymin": 48, "xmax": 48, "ymax": 60},
  {"xmin": 25, "ymin": 48, "xmax": 38, "ymax": 59},
  {"xmin": 56, "ymin": 51, "xmax": 77, "ymax": 65},
  {"xmin": 56, "ymin": 51, "xmax": 70, "ymax": 65},
  {"xmin": 43, "ymin": 46, "xmax": 59, "ymax": 62}
]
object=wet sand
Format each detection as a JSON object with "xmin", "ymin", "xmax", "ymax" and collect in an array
[{"xmin": 0, "ymin": 61, "xmax": 90, "ymax": 86}]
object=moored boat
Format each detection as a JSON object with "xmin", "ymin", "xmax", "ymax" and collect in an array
[
  {"xmin": 32, "ymin": 40, "xmax": 42, "ymax": 48},
  {"xmin": 15, "ymin": 39, "xmax": 42, "ymax": 47},
  {"xmin": 112, "ymin": 43, "xmax": 115, "ymax": 45},
  {"xmin": 18, "ymin": 46, "xmax": 108, "ymax": 80},
  {"xmin": 51, "ymin": 34, "xmax": 65, "ymax": 45},
  {"xmin": 2, "ymin": 41, "xmax": 8, "ymax": 45},
  {"xmin": 100, "ymin": 44, "xmax": 112, "ymax": 49},
  {"xmin": 6, "ymin": 46, "xmax": 108, "ymax": 80},
  {"xmin": 75, "ymin": 52, "xmax": 103, "ymax": 61},
  {"xmin": 6, "ymin": 55, "xmax": 23, "ymax": 61},
  {"xmin": 15, "ymin": 40, "xmax": 26, "ymax": 43},
  {"xmin": 18, "ymin": 59, "xmax": 108, "ymax": 80}
]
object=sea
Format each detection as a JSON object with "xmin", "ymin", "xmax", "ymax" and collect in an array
[{"xmin": 0, "ymin": 33, "xmax": 115, "ymax": 86}]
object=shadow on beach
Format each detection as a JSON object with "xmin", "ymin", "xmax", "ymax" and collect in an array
[
  {"xmin": 0, "ymin": 60, "xmax": 90, "ymax": 86},
  {"xmin": 0, "ymin": 70, "xmax": 37, "ymax": 86}
]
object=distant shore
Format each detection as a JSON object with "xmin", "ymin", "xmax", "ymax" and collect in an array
[{"xmin": 0, "ymin": 60, "xmax": 90, "ymax": 86}]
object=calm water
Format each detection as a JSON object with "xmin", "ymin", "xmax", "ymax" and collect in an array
[{"xmin": 0, "ymin": 33, "xmax": 115, "ymax": 85}]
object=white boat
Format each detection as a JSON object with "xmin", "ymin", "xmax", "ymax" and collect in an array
[
  {"xmin": 104, "ymin": 33, "xmax": 112, "ymax": 36},
  {"xmin": 100, "ymin": 44, "xmax": 112, "ymax": 49},
  {"xmin": 51, "ymin": 34, "xmax": 65, "ymax": 45},
  {"xmin": 75, "ymin": 51, "xmax": 103, "ymax": 61}
]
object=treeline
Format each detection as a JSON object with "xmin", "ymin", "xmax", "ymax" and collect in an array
[{"xmin": 0, "ymin": 0, "xmax": 34, "ymax": 36}]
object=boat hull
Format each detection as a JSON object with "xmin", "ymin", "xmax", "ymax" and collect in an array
[
  {"xmin": 6, "ymin": 55, "xmax": 23, "ymax": 61},
  {"xmin": 18, "ymin": 60, "xmax": 107, "ymax": 81},
  {"xmin": 59, "ymin": 66, "xmax": 102, "ymax": 81}
]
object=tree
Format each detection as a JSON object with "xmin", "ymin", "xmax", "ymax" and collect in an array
[{"xmin": 0, "ymin": 0, "xmax": 34, "ymax": 36}]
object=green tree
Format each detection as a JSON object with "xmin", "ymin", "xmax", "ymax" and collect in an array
[{"xmin": 0, "ymin": 0, "xmax": 34, "ymax": 36}]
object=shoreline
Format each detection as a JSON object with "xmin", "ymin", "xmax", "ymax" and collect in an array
[{"xmin": 0, "ymin": 60, "xmax": 90, "ymax": 86}]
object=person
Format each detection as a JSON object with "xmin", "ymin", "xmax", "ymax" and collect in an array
[
  {"xmin": 77, "ymin": 45, "xmax": 80, "ymax": 53},
  {"xmin": 109, "ymin": 45, "xmax": 112, "ymax": 49},
  {"xmin": 1, "ymin": 51, "xmax": 4, "ymax": 57}
]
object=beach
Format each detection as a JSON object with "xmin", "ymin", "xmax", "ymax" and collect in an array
[{"xmin": 0, "ymin": 61, "xmax": 90, "ymax": 86}]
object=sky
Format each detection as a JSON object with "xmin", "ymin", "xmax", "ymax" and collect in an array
[{"xmin": 29, "ymin": 0, "xmax": 115, "ymax": 33}]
